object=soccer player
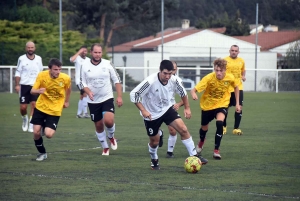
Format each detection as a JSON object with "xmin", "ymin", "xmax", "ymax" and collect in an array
[
  {"xmin": 159, "ymin": 61, "xmax": 185, "ymax": 158},
  {"xmin": 15, "ymin": 41, "xmax": 44, "ymax": 132},
  {"xmin": 70, "ymin": 46, "xmax": 90, "ymax": 118},
  {"xmin": 30, "ymin": 58, "xmax": 71, "ymax": 161},
  {"xmin": 223, "ymin": 45, "xmax": 246, "ymax": 135},
  {"xmin": 130, "ymin": 60, "xmax": 208, "ymax": 170},
  {"xmin": 80, "ymin": 43, "xmax": 122, "ymax": 156},
  {"xmin": 190, "ymin": 58, "xmax": 241, "ymax": 160}
]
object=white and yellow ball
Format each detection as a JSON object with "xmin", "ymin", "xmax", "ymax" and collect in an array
[{"xmin": 184, "ymin": 156, "xmax": 202, "ymax": 173}]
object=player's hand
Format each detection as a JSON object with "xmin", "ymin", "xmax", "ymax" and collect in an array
[
  {"xmin": 15, "ymin": 85, "xmax": 20, "ymax": 93},
  {"xmin": 184, "ymin": 108, "xmax": 191, "ymax": 119},
  {"xmin": 141, "ymin": 110, "xmax": 152, "ymax": 121},
  {"xmin": 242, "ymin": 76, "xmax": 246, "ymax": 82},
  {"xmin": 63, "ymin": 102, "xmax": 69, "ymax": 108},
  {"xmin": 116, "ymin": 97, "xmax": 123, "ymax": 107},
  {"xmin": 235, "ymin": 105, "xmax": 241, "ymax": 113},
  {"xmin": 191, "ymin": 94, "xmax": 198, "ymax": 100},
  {"xmin": 39, "ymin": 88, "xmax": 46, "ymax": 94},
  {"xmin": 87, "ymin": 91, "xmax": 94, "ymax": 101},
  {"xmin": 173, "ymin": 103, "xmax": 180, "ymax": 111}
]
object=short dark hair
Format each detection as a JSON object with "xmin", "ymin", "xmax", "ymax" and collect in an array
[
  {"xmin": 91, "ymin": 43, "xmax": 102, "ymax": 51},
  {"xmin": 80, "ymin": 45, "xmax": 87, "ymax": 49},
  {"xmin": 48, "ymin": 58, "xmax": 62, "ymax": 69},
  {"xmin": 159, "ymin": 60, "xmax": 174, "ymax": 71}
]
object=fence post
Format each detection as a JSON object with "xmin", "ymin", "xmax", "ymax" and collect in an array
[
  {"xmin": 10, "ymin": 67, "xmax": 13, "ymax": 93},
  {"xmin": 276, "ymin": 70, "xmax": 279, "ymax": 93},
  {"xmin": 123, "ymin": 67, "xmax": 125, "ymax": 93}
]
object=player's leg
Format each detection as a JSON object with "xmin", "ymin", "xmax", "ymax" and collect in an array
[
  {"xmin": 19, "ymin": 85, "xmax": 30, "ymax": 131},
  {"xmin": 166, "ymin": 125, "xmax": 177, "ymax": 158},
  {"xmin": 102, "ymin": 98, "xmax": 117, "ymax": 150},
  {"xmin": 31, "ymin": 108, "xmax": 47, "ymax": 161},
  {"xmin": 223, "ymin": 92, "xmax": 234, "ymax": 134},
  {"xmin": 158, "ymin": 128, "xmax": 164, "ymax": 147},
  {"xmin": 82, "ymin": 92, "xmax": 90, "ymax": 118},
  {"xmin": 89, "ymin": 103, "xmax": 110, "ymax": 155},
  {"xmin": 213, "ymin": 108, "xmax": 227, "ymax": 160},
  {"xmin": 28, "ymin": 91, "xmax": 38, "ymax": 132},
  {"xmin": 144, "ymin": 118, "xmax": 162, "ymax": 170},
  {"xmin": 233, "ymin": 90, "xmax": 243, "ymax": 135},
  {"xmin": 76, "ymin": 89, "xmax": 84, "ymax": 118},
  {"xmin": 197, "ymin": 110, "xmax": 214, "ymax": 154}
]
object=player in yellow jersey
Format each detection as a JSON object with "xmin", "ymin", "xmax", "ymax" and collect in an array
[
  {"xmin": 223, "ymin": 45, "xmax": 246, "ymax": 135},
  {"xmin": 30, "ymin": 58, "xmax": 71, "ymax": 161},
  {"xmin": 190, "ymin": 58, "xmax": 240, "ymax": 159}
]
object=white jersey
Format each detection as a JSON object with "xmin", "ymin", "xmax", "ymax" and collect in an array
[
  {"xmin": 130, "ymin": 73, "xmax": 187, "ymax": 120},
  {"xmin": 170, "ymin": 74, "xmax": 183, "ymax": 105},
  {"xmin": 80, "ymin": 58, "xmax": 121, "ymax": 103},
  {"xmin": 70, "ymin": 55, "xmax": 89, "ymax": 85},
  {"xmin": 15, "ymin": 54, "xmax": 43, "ymax": 86}
]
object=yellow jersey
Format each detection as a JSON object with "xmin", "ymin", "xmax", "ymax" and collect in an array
[
  {"xmin": 195, "ymin": 72, "xmax": 239, "ymax": 111},
  {"xmin": 224, "ymin": 56, "xmax": 245, "ymax": 91},
  {"xmin": 32, "ymin": 70, "xmax": 71, "ymax": 116}
]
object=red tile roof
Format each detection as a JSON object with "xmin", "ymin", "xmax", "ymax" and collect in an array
[
  {"xmin": 234, "ymin": 30, "xmax": 300, "ymax": 51},
  {"xmin": 107, "ymin": 27, "xmax": 226, "ymax": 53}
]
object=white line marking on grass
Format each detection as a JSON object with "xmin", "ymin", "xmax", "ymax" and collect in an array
[
  {"xmin": 0, "ymin": 147, "xmax": 102, "ymax": 158},
  {"xmin": 1, "ymin": 172, "xmax": 299, "ymax": 200}
]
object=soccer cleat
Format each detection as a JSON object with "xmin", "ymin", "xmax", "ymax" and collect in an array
[
  {"xmin": 84, "ymin": 114, "xmax": 91, "ymax": 118},
  {"xmin": 166, "ymin": 152, "xmax": 174, "ymax": 158},
  {"xmin": 102, "ymin": 148, "xmax": 110, "ymax": 156},
  {"xmin": 151, "ymin": 159, "xmax": 160, "ymax": 170},
  {"xmin": 195, "ymin": 154, "xmax": 208, "ymax": 165},
  {"xmin": 36, "ymin": 153, "xmax": 47, "ymax": 161},
  {"xmin": 22, "ymin": 116, "xmax": 28, "ymax": 132},
  {"xmin": 109, "ymin": 137, "xmax": 118, "ymax": 150},
  {"xmin": 233, "ymin": 129, "xmax": 243, "ymax": 135},
  {"xmin": 223, "ymin": 126, "xmax": 227, "ymax": 135},
  {"xmin": 76, "ymin": 114, "xmax": 84, "ymax": 118},
  {"xmin": 28, "ymin": 123, "xmax": 34, "ymax": 132},
  {"xmin": 213, "ymin": 149, "xmax": 221, "ymax": 160},
  {"xmin": 159, "ymin": 129, "xmax": 164, "ymax": 147},
  {"xmin": 196, "ymin": 140, "xmax": 205, "ymax": 154}
]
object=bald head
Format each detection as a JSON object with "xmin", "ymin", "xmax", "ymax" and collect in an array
[
  {"xmin": 25, "ymin": 41, "xmax": 36, "ymax": 56},
  {"xmin": 171, "ymin": 61, "xmax": 177, "ymax": 75}
]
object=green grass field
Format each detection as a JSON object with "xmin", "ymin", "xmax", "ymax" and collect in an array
[{"xmin": 0, "ymin": 92, "xmax": 300, "ymax": 201}]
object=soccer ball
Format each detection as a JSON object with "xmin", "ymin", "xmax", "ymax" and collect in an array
[{"xmin": 184, "ymin": 156, "xmax": 202, "ymax": 173}]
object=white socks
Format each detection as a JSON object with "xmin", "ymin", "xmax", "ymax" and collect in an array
[
  {"xmin": 96, "ymin": 131, "xmax": 109, "ymax": 148},
  {"xmin": 167, "ymin": 135, "xmax": 177, "ymax": 152},
  {"xmin": 181, "ymin": 137, "xmax": 197, "ymax": 156},
  {"xmin": 106, "ymin": 124, "xmax": 115, "ymax": 138},
  {"xmin": 148, "ymin": 143, "xmax": 158, "ymax": 159},
  {"xmin": 77, "ymin": 97, "xmax": 88, "ymax": 115}
]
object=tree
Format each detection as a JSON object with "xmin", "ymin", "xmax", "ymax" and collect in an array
[
  {"xmin": 67, "ymin": 0, "xmax": 179, "ymax": 49},
  {"xmin": 285, "ymin": 40, "xmax": 300, "ymax": 69}
]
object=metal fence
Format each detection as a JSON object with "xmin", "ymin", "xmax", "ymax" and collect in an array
[{"xmin": 0, "ymin": 66, "xmax": 299, "ymax": 93}]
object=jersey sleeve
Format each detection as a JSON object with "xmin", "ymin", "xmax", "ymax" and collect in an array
[
  {"xmin": 15, "ymin": 57, "xmax": 22, "ymax": 77},
  {"xmin": 109, "ymin": 62, "xmax": 121, "ymax": 85},
  {"xmin": 194, "ymin": 73, "xmax": 212, "ymax": 93},
  {"xmin": 174, "ymin": 76, "xmax": 187, "ymax": 97},
  {"xmin": 32, "ymin": 72, "xmax": 42, "ymax": 89},
  {"xmin": 130, "ymin": 79, "xmax": 151, "ymax": 103},
  {"xmin": 39, "ymin": 57, "xmax": 44, "ymax": 72},
  {"xmin": 79, "ymin": 64, "xmax": 86, "ymax": 89},
  {"xmin": 65, "ymin": 76, "xmax": 71, "ymax": 90}
]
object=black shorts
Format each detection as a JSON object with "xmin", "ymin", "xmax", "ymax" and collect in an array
[
  {"xmin": 201, "ymin": 108, "xmax": 227, "ymax": 126},
  {"xmin": 19, "ymin": 85, "xmax": 38, "ymax": 104},
  {"xmin": 144, "ymin": 106, "xmax": 181, "ymax": 137},
  {"xmin": 30, "ymin": 108, "xmax": 60, "ymax": 130},
  {"xmin": 229, "ymin": 90, "xmax": 243, "ymax": 107},
  {"xmin": 88, "ymin": 98, "xmax": 115, "ymax": 122},
  {"xmin": 76, "ymin": 84, "xmax": 85, "ymax": 95}
]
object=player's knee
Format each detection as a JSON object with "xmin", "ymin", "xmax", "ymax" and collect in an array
[
  {"xmin": 20, "ymin": 104, "xmax": 27, "ymax": 111},
  {"xmin": 201, "ymin": 125, "xmax": 208, "ymax": 131},
  {"xmin": 168, "ymin": 126, "xmax": 177, "ymax": 135}
]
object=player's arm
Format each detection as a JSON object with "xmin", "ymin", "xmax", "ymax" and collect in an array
[
  {"xmin": 134, "ymin": 102, "xmax": 152, "ymax": 120},
  {"xmin": 70, "ymin": 48, "xmax": 84, "ymax": 63},
  {"xmin": 190, "ymin": 74, "xmax": 210, "ymax": 100},
  {"xmin": 241, "ymin": 61, "xmax": 246, "ymax": 82},
  {"xmin": 233, "ymin": 81, "xmax": 240, "ymax": 112},
  {"xmin": 15, "ymin": 58, "xmax": 22, "ymax": 93},
  {"xmin": 110, "ymin": 62, "xmax": 123, "ymax": 107},
  {"xmin": 181, "ymin": 95, "xmax": 191, "ymax": 119},
  {"xmin": 64, "ymin": 81, "xmax": 71, "ymax": 108},
  {"xmin": 31, "ymin": 74, "xmax": 45, "ymax": 95}
]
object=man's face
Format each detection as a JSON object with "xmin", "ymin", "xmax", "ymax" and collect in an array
[
  {"xmin": 91, "ymin": 46, "xmax": 102, "ymax": 62},
  {"xmin": 159, "ymin": 69, "xmax": 173, "ymax": 83},
  {"xmin": 215, "ymin": 66, "xmax": 226, "ymax": 80},
  {"xmin": 229, "ymin": 46, "xmax": 239, "ymax": 59},
  {"xmin": 80, "ymin": 48, "xmax": 88, "ymax": 58},
  {"xmin": 49, "ymin": 65, "xmax": 62, "ymax": 78},
  {"xmin": 26, "ymin": 43, "xmax": 36, "ymax": 56}
]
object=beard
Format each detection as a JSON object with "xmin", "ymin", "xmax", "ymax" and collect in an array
[
  {"xmin": 27, "ymin": 51, "xmax": 34, "ymax": 56},
  {"xmin": 92, "ymin": 58, "xmax": 101, "ymax": 63}
]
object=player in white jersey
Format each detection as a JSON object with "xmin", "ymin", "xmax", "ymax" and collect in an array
[
  {"xmin": 70, "ymin": 46, "xmax": 90, "ymax": 118},
  {"xmin": 80, "ymin": 43, "xmax": 123, "ymax": 156},
  {"xmin": 15, "ymin": 41, "xmax": 44, "ymax": 132},
  {"xmin": 158, "ymin": 61, "xmax": 185, "ymax": 158},
  {"xmin": 130, "ymin": 60, "xmax": 208, "ymax": 170}
]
